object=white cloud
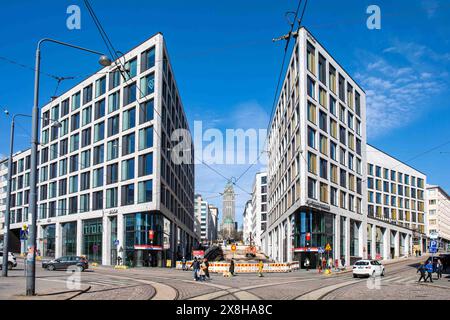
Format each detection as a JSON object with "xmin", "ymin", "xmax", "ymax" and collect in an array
[{"xmin": 355, "ymin": 41, "xmax": 449, "ymax": 138}]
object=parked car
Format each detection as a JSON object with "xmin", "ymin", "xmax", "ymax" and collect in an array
[
  {"xmin": 42, "ymin": 256, "xmax": 88, "ymax": 271},
  {"xmin": 352, "ymin": 259, "xmax": 385, "ymax": 278},
  {"xmin": 0, "ymin": 252, "xmax": 17, "ymax": 270}
]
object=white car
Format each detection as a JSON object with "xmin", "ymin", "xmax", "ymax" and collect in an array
[
  {"xmin": 352, "ymin": 259, "xmax": 385, "ymax": 278},
  {"xmin": 0, "ymin": 252, "xmax": 17, "ymax": 270}
]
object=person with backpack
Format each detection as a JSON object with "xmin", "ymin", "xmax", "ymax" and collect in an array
[{"xmin": 417, "ymin": 262, "xmax": 427, "ymax": 283}]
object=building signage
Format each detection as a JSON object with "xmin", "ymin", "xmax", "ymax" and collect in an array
[
  {"xmin": 429, "ymin": 232, "xmax": 439, "ymax": 240},
  {"xmin": 306, "ymin": 200, "xmax": 331, "ymax": 212},
  {"xmin": 134, "ymin": 244, "xmax": 163, "ymax": 251},
  {"xmin": 193, "ymin": 250, "xmax": 205, "ymax": 258},
  {"xmin": 107, "ymin": 209, "xmax": 118, "ymax": 215}
]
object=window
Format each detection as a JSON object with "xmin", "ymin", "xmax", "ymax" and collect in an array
[
  {"xmin": 122, "ymin": 133, "xmax": 135, "ymax": 156},
  {"xmin": 83, "ymin": 84, "xmax": 93, "ymax": 105},
  {"xmin": 121, "ymin": 158, "xmax": 135, "ymax": 181},
  {"xmin": 140, "ymin": 99, "xmax": 154, "ymax": 124},
  {"xmin": 138, "ymin": 153, "xmax": 153, "ymax": 176},
  {"xmin": 94, "ymin": 99, "xmax": 105, "ymax": 120},
  {"xmin": 330, "ymin": 164, "xmax": 338, "ymax": 184},
  {"xmin": 59, "ymin": 159, "xmax": 67, "ymax": 176},
  {"xmin": 59, "ymin": 178, "xmax": 67, "ymax": 196},
  {"xmin": 69, "ymin": 155, "xmax": 78, "ymax": 172},
  {"xmin": 80, "ymin": 172, "xmax": 90, "ymax": 191},
  {"xmin": 355, "ymin": 92, "xmax": 361, "ymax": 116},
  {"xmin": 329, "ymin": 96, "xmax": 336, "ymax": 116},
  {"xmin": 320, "ymin": 158, "xmax": 328, "ymax": 179},
  {"xmin": 107, "ymin": 139, "xmax": 119, "ymax": 161},
  {"xmin": 307, "ymin": 127, "xmax": 316, "ymax": 149},
  {"xmin": 81, "ymin": 128, "xmax": 91, "ymax": 147},
  {"xmin": 141, "ymin": 47, "xmax": 155, "ymax": 72},
  {"xmin": 93, "ymin": 191, "xmax": 103, "ymax": 210},
  {"xmin": 308, "ymin": 178, "xmax": 316, "ymax": 199},
  {"xmin": 106, "ymin": 163, "xmax": 118, "ymax": 184},
  {"xmin": 331, "ymin": 187, "xmax": 337, "ymax": 206},
  {"xmin": 95, "ymin": 76, "xmax": 106, "ymax": 97},
  {"xmin": 71, "ymin": 112, "xmax": 80, "ymax": 131},
  {"xmin": 138, "ymin": 180, "xmax": 153, "ymax": 203},
  {"xmin": 307, "ymin": 102, "xmax": 316, "ymax": 124},
  {"xmin": 307, "ymin": 152, "xmax": 317, "ymax": 174},
  {"xmin": 330, "ymin": 142, "xmax": 337, "ymax": 161},
  {"xmin": 106, "ymin": 188, "xmax": 118, "ymax": 208},
  {"xmin": 108, "ymin": 92, "xmax": 120, "ymax": 113},
  {"xmin": 307, "ymin": 77, "xmax": 315, "ymax": 99},
  {"xmin": 109, "ymin": 69, "xmax": 121, "ymax": 90},
  {"xmin": 330, "ymin": 119, "xmax": 337, "ymax": 139},
  {"xmin": 80, "ymin": 150, "xmax": 90, "ymax": 169},
  {"xmin": 121, "ymin": 184, "xmax": 135, "ymax": 206},
  {"xmin": 123, "ymin": 82, "xmax": 136, "ymax": 106},
  {"xmin": 338, "ymin": 74, "xmax": 345, "ymax": 102},
  {"xmin": 69, "ymin": 175, "xmax": 78, "ymax": 193},
  {"xmin": 107, "ymin": 115, "xmax": 120, "ymax": 137},
  {"xmin": 80, "ymin": 194, "xmax": 90, "ymax": 213},
  {"xmin": 319, "ymin": 87, "xmax": 327, "ymax": 107},
  {"xmin": 69, "ymin": 197, "xmax": 78, "ymax": 214},
  {"xmin": 339, "ymin": 126, "xmax": 346, "ymax": 145},
  {"xmin": 60, "ymin": 119, "xmax": 68, "ymax": 137},
  {"xmin": 329, "ymin": 65, "xmax": 336, "ymax": 93},
  {"xmin": 93, "ymin": 168, "xmax": 104, "ymax": 188},
  {"xmin": 93, "ymin": 145, "xmax": 104, "ymax": 165},
  {"xmin": 61, "ymin": 98, "xmax": 70, "ymax": 117},
  {"xmin": 138, "ymin": 126, "xmax": 153, "ymax": 150},
  {"xmin": 318, "ymin": 54, "xmax": 326, "ymax": 85},
  {"xmin": 319, "ymin": 135, "xmax": 327, "ymax": 155},
  {"xmin": 71, "ymin": 91, "xmax": 81, "ymax": 111},
  {"xmin": 140, "ymin": 73, "xmax": 155, "ymax": 97},
  {"xmin": 122, "ymin": 107, "xmax": 136, "ymax": 131},
  {"xmin": 319, "ymin": 111, "xmax": 327, "ymax": 132},
  {"xmin": 94, "ymin": 121, "xmax": 105, "ymax": 142},
  {"xmin": 340, "ymin": 169, "xmax": 347, "ymax": 188},
  {"xmin": 82, "ymin": 106, "xmax": 92, "ymax": 126},
  {"xmin": 70, "ymin": 133, "xmax": 79, "ymax": 152},
  {"xmin": 307, "ymin": 42, "xmax": 316, "ymax": 74},
  {"xmin": 124, "ymin": 58, "xmax": 137, "ymax": 79},
  {"xmin": 320, "ymin": 182, "xmax": 328, "ymax": 203}
]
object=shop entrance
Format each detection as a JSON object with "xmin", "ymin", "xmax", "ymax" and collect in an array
[
  {"xmin": 295, "ymin": 252, "xmax": 319, "ymax": 269},
  {"xmin": 132, "ymin": 249, "xmax": 162, "ymax": 267}
]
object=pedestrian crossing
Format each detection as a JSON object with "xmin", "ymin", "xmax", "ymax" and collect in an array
[
  {"xmin": 83, "ymin": 277, "xmax": 141, "ymax": 287},
  {"xmin": 378, "ymin": 274, "xmax": 424, "ymax": 285}
]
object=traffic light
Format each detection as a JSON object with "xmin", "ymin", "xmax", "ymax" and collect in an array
[{"xmin": 306, "ymin": 232, "xmax": 311, "ymax": 247}]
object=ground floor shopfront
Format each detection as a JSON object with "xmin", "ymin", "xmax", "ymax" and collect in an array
[
  {"xmin": 36, "ymin": 211, "xmax": 197, "ymax": 267},
  {"xmin": 261, "ymin": 207, "xmax": 419, "ymax": 267}
]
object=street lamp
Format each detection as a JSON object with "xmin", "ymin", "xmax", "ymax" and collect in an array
[
  {"xmin": 26, "ymin": 38, "xmax": 111, "ymax": 296},
  {"xmin": 1, "ymin": 110, "xmax": 61, "ymax": 277}
]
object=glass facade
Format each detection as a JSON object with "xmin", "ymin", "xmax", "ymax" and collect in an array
[
  {"xmin": 42, "ymin": 224, "xmax": 56, "ymax": 258},
  {"xmin": 124, "ymin": 212, "xmax": 172, "ymax": 267},
  {"xmin": 82, "ymin": 219, "xmax": 103, "ymax": 263},
  {"xmin": 62, "ymin": 222, "xmax": 77, "ymax": 256}
]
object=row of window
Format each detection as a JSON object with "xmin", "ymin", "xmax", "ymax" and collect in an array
[
  {"xmin": 367, "ymin": 163, "xmax": 424, "ymax": 188},
  {"xmin": 368, "ymin": 191, "xmax": 425, "ymax": 211},
  {"xmin": 367, "ymin": 178, "xmax": 424, "ymax": 199}
]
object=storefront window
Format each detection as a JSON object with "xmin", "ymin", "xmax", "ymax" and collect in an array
[
  {"xmin": 367, "ymin": 224, "xmax": 372, "ymax": 259},
  {"xmin": 83, "ymin": 219, "xmax": 103, "ymax": 263},
  {"xmin": 350, "ymin": 220, "xmax": 360, "ymax": 257},
  {"xmin": 42, "ymin": 224, "xmax": 56, "ymax": 258},
  {"xmin": 62, "ymin": 222, "xmax": 77, "ymax": 257},
  {"xmin": 375, "ymin": 227, "xmax": 384, "ymax": 259},
  {"xmin": 110, "ymin": 216, "xmax": 118, "ymax": 264},
  {"xmin": 340, "ymin": 217, "xmax": 346, "ymax": 258}
]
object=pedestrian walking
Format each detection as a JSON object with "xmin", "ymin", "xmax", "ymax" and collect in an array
[
  {"xmin": 340, "ymin": 256, "xmax": 346, "ymax": 270},
  {"xmin": 304, "ymin": 257, "xmax": 310, "ymax": 271},
  {"xmin": 229, "ymin": 259, "xmax": 235, "ymax": 276},
  {"xmin": 436, "ymin": 259, "xmax": 443, "ymax": 279},
  {"xmin": 258, "ymin": 260, "xmax": 264, "ymax": 277},
  {"xmin": 417, "ymin": 262, "xmax": 427, "ymax": 282},
  {"xmin": 425, "ymin": 261, "xmax": 434, "ymax": 283},
  {"xmin": 204, "ymin": 258, "xmax": 210, "ymax": 280},
  {"xmin": 199, "ymin": 260, "xmax": 207, "ymax": 281},
  {"xmin": 190, "ymin": 257, "xmax": 200, "ymax": 281},
  {"xmin": 181, "ymin": 256, "xmax": 187, "ymax": 271}
]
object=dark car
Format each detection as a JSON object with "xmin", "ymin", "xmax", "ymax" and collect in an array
[{"xmin": 42, "ymin": 256, "xmax": 88, "ymax": 271}]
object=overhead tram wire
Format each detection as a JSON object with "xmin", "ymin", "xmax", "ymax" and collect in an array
[
  {"xmin": 83, "ymin": 0, "xmax": 252, "ymax": 197},
  {"xmin": 234, "ymin": 0, "xmax": 308, "ymax": 185}
]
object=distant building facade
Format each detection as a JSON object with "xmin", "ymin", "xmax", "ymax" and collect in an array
[
  {"xmin": 221, "ymin": 181, "xmax": 235, "ymax": 238},
  {"xmin": 426, "ymin": 185, "xmax": 450, "ymax": 251}
]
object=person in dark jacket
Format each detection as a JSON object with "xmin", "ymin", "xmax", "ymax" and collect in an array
[
  {"xmin": 190, "ymin": 257, "xmax": 200, "ymax": 281},
  {"xmin": 229, "ymin": 259, "xmax": 235, "ymax": 276},
  {"xmin": 425, "ymin": 261, "xmax": 434, "ymax": 283},
  {"xmin": 417, "ymin": 263, "xmax": 427, "ymax": 282},
  {"xmin": 204, "ymin": 258, "xmax": 210, "ymax": 280},
  {"xmin": 436, "ymin": 259, "xmax": 443, "ymax": 279}
]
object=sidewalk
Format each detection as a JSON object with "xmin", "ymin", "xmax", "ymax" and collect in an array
[{"xmin": 0, "ymin": 275, "xmax": 90, "ymax": 300}]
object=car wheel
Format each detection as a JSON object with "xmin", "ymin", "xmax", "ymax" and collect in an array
[
  {"xmin": 47, "ymin": 265, "xmax": 55, "ymax": 271},
  {"xmin": 8, "ymin": 262, "xmax": 13, "ymax": 270}
]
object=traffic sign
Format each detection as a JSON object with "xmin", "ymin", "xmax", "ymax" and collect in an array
[
  {"xmin": 114, "ymin": 239, "xmax": 120, "ymax": 246},
  {"xmin": 20, "ymin": 229, "xmax": 28, "ymax": 240},
  {"xmin": 429, "ymin": 232, "xmax": 439, "ymax": 240},
  {"xmin": 429, "ymin": 240, "xmax": 438, "ymax": 253},
  {"xmin": 318, "ymin": 247, "xmax": 325, "ymax": 254},
  {"xmin": 325, "ymin": 243, "xmax": 332, "ymax": 252},
  {"xmin": 231, "ymin": 244, "xmax": 237, "ymax": 252}
]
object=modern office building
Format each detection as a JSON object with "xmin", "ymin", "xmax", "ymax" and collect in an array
[
  {"xmin": 0, "ymin": 157, "xmax": 9, "ymax": 243},
  {"xmin": 242, "ymin": 200, "xmax": 253, "ymax": 245},
  {"xmin": 208, "ymin": 205, "xmax": 219, "ymax": 242},
  {"xmin": 251, "ymin": 172, "xmax": 267, "ymax": 248},
  {"xmin": 262, "ymin": 27, "xmax": 368, "ymax": 267},
  {"xmin": 366, "ymin": 144, "xmax": 427, "ymax": 259},
  {"xmin": 221, "ymin": 181, "xmax": 236, "ymax": 238},
  {"xmin": 7, "ymin": 33, "xmax": 196, "ymax": 267},
  {"xmin": 1, "ymin": 149, "xmax": 31, "ymax": 253},
  {"xmin": 194, "ymin": 194, "xmax": 208, "ymax": 243},
  {"xmin": 426, "ymin": 185, "xmax": 450, "ymax": 250}
]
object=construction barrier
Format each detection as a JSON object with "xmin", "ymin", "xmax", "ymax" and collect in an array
[{"xmin": 176, "ymin": 261, "xmax": 300, "ymax": 273}]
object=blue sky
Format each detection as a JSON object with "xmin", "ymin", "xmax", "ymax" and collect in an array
[{"xmin": 0, "ymin": 0, "xmax": 449, "ymax": 227}]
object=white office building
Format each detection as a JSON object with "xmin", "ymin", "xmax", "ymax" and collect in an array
[
  {"xmin": 262, "ymin": 27, "xmax": 368, "ymax": 267},
  {"xmin": 194, "ymin": 194, "xmax": 208, "ymax": 243},
  {"xmin": 208, "ymin": 205, "xmax": 219, "ymax": 243},
  {"xmin": 251, "ymin": 172, "xmax": 267, "ymax": 249},
  {"xmin": 366, "ymin": 144, "xmax": 427, "ymax": 259},
  {"xmin": 426, "ymin": 185, "xmax": 450, "ymax": 251},
  {"xmin": 6, "ymin": 33, "xmax": 196, "ymax": 267}
]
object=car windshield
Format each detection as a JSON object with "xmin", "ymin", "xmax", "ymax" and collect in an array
[{"xmin": 355, "ymin": 261, "xmax": 369, "ymax": 266}]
